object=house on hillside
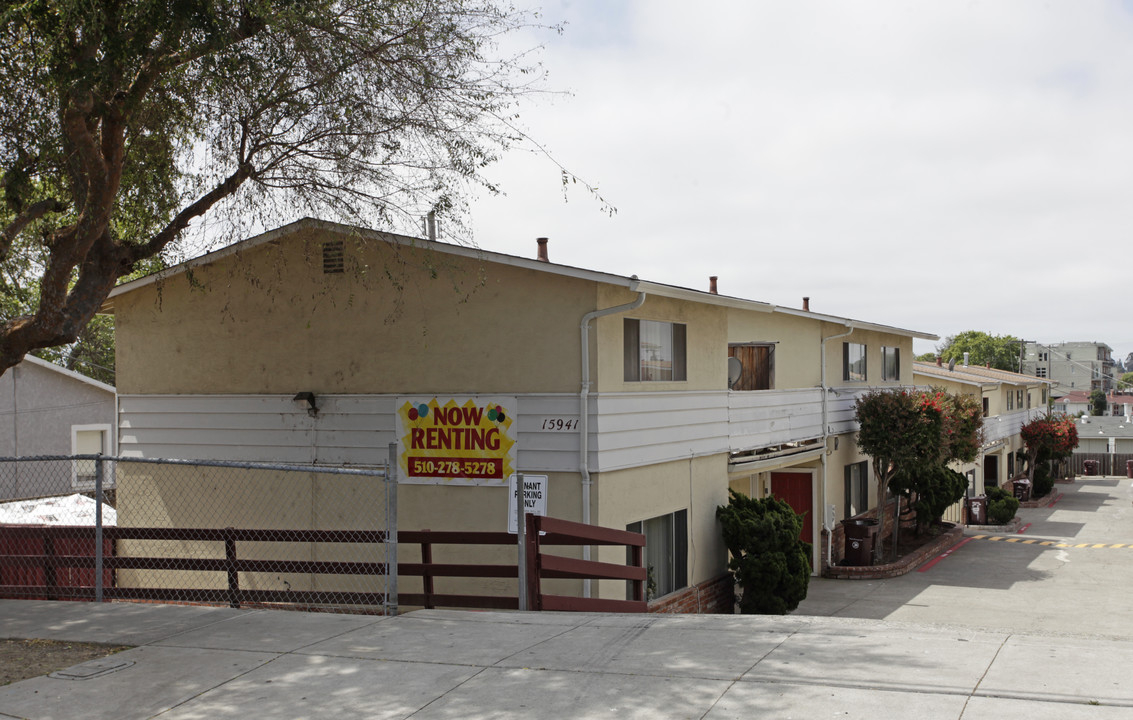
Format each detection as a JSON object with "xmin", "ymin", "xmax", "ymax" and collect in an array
[
  {"xmin": 102, "ymin": 219, "xmax": 936, "ymax": 610},
  {"xmin": 0, "ymin": 355, "xmax": 116, "ymax": 500},
  {"xmin": 913, "ymin": 359, "xmax": 1051, "ymax": 503}
]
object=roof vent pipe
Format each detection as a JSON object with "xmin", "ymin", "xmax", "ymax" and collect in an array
[
  {"xmin": 803, "ymin": 296, "xmax": 810, "ymax": 312},
  {"xmin": 709, "ymin": 276, "xmax": 718, "ymax": 294},
  {"xmin": 937, "ymin": 356, "xmax": 943, "ymax": 367},
  {"xmin": 536, "ymin": 237, "xmax": 549, "ymax": 262},
  {"xmin": 963, "ymin": 352, "xmax": 970, "ymax": 367}
]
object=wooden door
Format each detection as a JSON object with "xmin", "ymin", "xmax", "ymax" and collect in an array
[{"xmin": 770, "ymin": 472, "xmax": 813, "ymax": 544}]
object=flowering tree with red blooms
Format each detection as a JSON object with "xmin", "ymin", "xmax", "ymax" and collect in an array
[
  {"xmin": 856, "ymin": 388, "xmax": 984, "ymax": 561},
  {"xmin": 1020, "ymin": 415, "xmax": 1079, "ymax": 496}
]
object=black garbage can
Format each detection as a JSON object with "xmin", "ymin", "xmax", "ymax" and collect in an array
[
  {"xmin": 1084, "ymin": 460, "xmax": 1098, "ymax": 476},
  {"xmin": 842, "ymin": 518, "xmax": 879, "ymax": 566},
  {"xmin": 967, "ymin": 495, "xmax": 987, "ymax": 525},
  {"xmin": 1126, "ymin": 459, "xmax": 1132, "ymax": 479},
  {"xmin": 1013, "ymin": 478, "xmax": 1032, "ymax": 502}
]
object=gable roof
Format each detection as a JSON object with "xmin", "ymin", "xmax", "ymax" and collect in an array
[
  {"xmin": 22, "ymin": 355, "xmax": 116, "ymax": 394},
  {"xmin": 105, "ymin": 218, "xmax": 937, "ymax": 340}
]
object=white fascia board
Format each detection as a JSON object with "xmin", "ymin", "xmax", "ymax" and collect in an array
[
  {"xmin": 22, "ymin": 354, "xmax": 116, "ymax": 394},
  {"xmin": 771, "ymin": 306, "xmax": 938, "ymax": 341}
]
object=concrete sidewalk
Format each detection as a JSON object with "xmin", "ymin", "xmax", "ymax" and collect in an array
[{"xmin": 1, "ymin": 599, "xmax": 1131, "ymax": 719}]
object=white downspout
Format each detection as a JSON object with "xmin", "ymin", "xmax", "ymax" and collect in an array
[
  {"xmin": 580, "ymin": 290, "xmax": 646, "ymax": 598},
  {"xmin": 820, "ymin": 322, "xmax": 855, "ymax": 571}
]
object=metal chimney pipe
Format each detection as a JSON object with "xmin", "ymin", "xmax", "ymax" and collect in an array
[
  {"xmin": 803, "ymin": 297, "xmax": 810, "ymax": 312},
  {"xmin": 536, "ymin": 237, "xmax": 549, "ymax": 262},
  {"xmin": 709, "ymin": 276, "xmax": 718, "ymax": 294},
  {"xmin": 937, "ymin": 356, "xmax": 943, "ymax": 367}
]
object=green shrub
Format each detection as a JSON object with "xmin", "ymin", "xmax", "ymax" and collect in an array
[
  {"xmin": 1032, "ymin": 463, "xmax": 1053, "ymax": 498},
  {"xmin": 894, "ymin": 466, "xmax": 968, "ymax": 535},
  {"xmin": 716, "ymin": 489, "xmax": 811, "ymax": 614},
  {"xmin": 986, "ymin": 487, "xmax": 1020, "ymax": 525}
]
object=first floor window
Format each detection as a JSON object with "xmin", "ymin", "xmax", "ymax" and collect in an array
[
  {"xmin": 881, "ymin": 346, "xmax": 900, "ymax": 382},
  {"xmin": 624, "ymin": 319, "xmax": 687, "ymax": 382},
  {"xmin": 843, "ymin": 343, "xmax": 867, "ymax": 382},
  {"xmin": 844, "ymin": 461, "xmax": 869, "ymax": 519},
  {"xmin": 627, "ymin": 509, "xmax": 688, "ymax": 600},
  {"xmin": 71, "ymin": 425, "xmax": 109, "ymax": 489}
]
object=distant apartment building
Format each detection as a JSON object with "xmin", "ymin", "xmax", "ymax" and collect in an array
[{"xmin": 1022, "ymin": 341, "xmax": 1114, "ymax": 394}]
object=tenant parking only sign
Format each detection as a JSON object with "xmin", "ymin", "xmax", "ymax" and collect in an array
[{"xmin": 396, "ymin": 396, "xmax": 517, "ymax": 485}]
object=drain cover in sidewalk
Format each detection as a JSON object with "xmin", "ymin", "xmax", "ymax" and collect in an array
[{"xmin": 49, "ymin": 658, "xmax": 135, "ymax": 680}]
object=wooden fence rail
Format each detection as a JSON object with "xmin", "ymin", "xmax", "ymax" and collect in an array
[{"xmin": 0, "ymin": 517, "xmax": 647, "ymax": 613}]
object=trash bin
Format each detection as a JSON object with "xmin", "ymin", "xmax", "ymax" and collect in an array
[
  {"xmin": 842, "ymin": 518, "xmax": 879, "ymax": 566},
  {"xmin": 1013, "ymin": 478, "xmax": 1032, "ymax": 502},
  {"xmin": 1126, "ymin": 459, "xmax": 1132, "ymax": 479},
  {"xmin": 967, "ymin": 495, "xmax": 987, "ymax": 525},
  {"xmin": 1084, "ymin": 460, "xmax": 1098, "ymax": 476}
]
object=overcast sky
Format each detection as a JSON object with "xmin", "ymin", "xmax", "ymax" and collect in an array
[{"xmin": 467, "ymin": 1, "xmax": 1133, "ymax": 364}]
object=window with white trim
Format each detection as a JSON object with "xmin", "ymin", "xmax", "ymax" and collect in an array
[
  {"xmin": 624, "ymin": 319, "xmax": 687, "ymax": 382},
  {"xmin": 71, "ymin": 424, "xmax": 110, "ymax": 489}
]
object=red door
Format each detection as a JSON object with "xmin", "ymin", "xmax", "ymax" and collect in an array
[{"xmin": 770, "ymin": 472, "xmax": 813, "ymax": 544}]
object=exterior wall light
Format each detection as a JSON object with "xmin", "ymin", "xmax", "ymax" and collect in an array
[{"xmin": 293, "ymin": 391, "xmax": 319, "ymax": 417}]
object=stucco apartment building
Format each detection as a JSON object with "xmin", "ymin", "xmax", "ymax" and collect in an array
[
  {"xmin": 1022, "ymin": 341, "xmax": 1115, "ymax": 394},
  {"xmin": 912, "ymin": 360, "xmax": 1051, "ymax": 494},
  {"xmin": 103, "ymin": 219, "xmax": 935, "ymax": 609}
]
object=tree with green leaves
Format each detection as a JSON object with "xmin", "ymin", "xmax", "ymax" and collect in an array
[
  {"xmin": 716, "ymin": 490, "xmax": 811, "ymax": 614},
  {"xmin": 936, "ymin": 331, "xmax": 1021, "ymax": 371},
  {"xmin": 1, "ymin": 1, "xmax": 582, "ymax": 375},
  {"xmin": 1090, "ymin": 389, "xmax": 1107, "ymax": 416}
]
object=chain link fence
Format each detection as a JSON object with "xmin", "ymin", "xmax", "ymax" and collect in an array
[{"xmin": 0, "ymin": 451, "xmax": 397, "ymax": 614}]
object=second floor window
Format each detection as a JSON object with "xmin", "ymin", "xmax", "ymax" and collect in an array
[
  {"xmin": 1007, "ymin": 391, "xmax": 1014, "ymax": 411},
  {"xmin": 881, "ymin": 346, "xmax": 900, "ymax": 382},
  {"xmin": 624, "ymin": 319, "xmax": 687, "ymax": 382},
  {"xmin": 843, "ymin": 343, "xmax": 867, "ymax": 382}
]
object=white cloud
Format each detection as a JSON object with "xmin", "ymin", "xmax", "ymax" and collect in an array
[{"xmin": 471, "ymin": 0, "xmax": 1133, "ymax": 360}]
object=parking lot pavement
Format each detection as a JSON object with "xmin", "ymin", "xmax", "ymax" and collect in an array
[{"xmin": 795, "ymin": 476, "xmax": 1133, "ymax": 640}]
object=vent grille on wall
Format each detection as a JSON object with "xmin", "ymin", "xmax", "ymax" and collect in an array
[{"xmin": 322, "ymin": 240, "xmax": 345, "ymax": 274}]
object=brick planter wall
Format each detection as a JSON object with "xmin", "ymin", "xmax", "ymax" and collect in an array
[
  {"xmin": 648, "ymin": 573, "xmax": 733, "ymax": 614},
  {"xmin": 823, "ymin": 524, "xmax": 964, "ymax": 580}
]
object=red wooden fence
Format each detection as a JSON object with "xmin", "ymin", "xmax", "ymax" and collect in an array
[{"xmin": 0, "ymin": 516, "xmax": 647, "ymax": 613}]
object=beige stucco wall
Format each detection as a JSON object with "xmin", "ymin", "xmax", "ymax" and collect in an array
[
  {"xmin": 726, "ymin": 310, "xmax": 822, "ymax": 389},
  {"xmin": 592, "ymin": 285, "xmax": 728, "ymax": 393},
  {"xmin": 113, "ymin": 227, "xmax": 601, "ymax": 396},
  {"xmin": 820, "ymin": 325, "xmax": 915, "ymax": 387},
  {"xmin": 591, "ymin": 454, "xmax": 729, "ymax": 600}
]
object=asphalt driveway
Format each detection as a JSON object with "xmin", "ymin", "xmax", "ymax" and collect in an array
[{"xmin": 795, "ymin": 475, "xmax": 1133, "ymax": 640}]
